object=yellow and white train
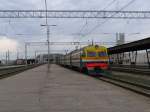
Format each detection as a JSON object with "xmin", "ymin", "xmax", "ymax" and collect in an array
[{"xmin": 57, "ymin": 45, "xmax": 109, "ymax": 75}]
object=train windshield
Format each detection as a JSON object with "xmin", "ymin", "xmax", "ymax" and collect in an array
[
  {"xmin": 87, "ymin": 52, "xmax": 96, "ymax": 57},
  {"xmin": 98, "ymin": 52, "xmax": 107, "ymax": 57}
]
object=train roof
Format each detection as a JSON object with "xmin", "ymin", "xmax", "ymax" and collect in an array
[
  {"xmin": 67, "ymin": 45, "xmax": 107, "ymax": 55},
  {"xmin": 83, "ymin": 45, "xmax": 107, "ymax": 50}
]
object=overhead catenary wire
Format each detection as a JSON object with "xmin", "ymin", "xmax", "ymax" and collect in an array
[
  {"xmin": 78, "ymin": 0, "xmax": 117, "ymax": 36},
  {"xmin": 84, "ymin": 0, "xmax": 136, "ymax": 36},
  {"xmin": 75, "ymin": 0, "xmax": 118, "ymax": 44},
  {"xmin": 103, "ymin": 0, "xmax": 117, "ymax": 10}
]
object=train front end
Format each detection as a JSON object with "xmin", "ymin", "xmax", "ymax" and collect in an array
[{"xmin": 81, "ymin": 45, "xmax": 109, "ymax": 75}]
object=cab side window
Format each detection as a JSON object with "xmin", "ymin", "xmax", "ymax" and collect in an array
[
  {"xmin": 81, "ymin": 51, "xmax": 86, "ymax": 57},
  {"xmin": 98, "ymin": 51, "xmax": 107, "ymax": 57}
]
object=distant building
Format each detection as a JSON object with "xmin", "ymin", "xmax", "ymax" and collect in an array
[
  {"xmin": 116, "ymin": 33, "xmax": 125, "ymax": 45},
  {"xmin": 16, "ymin": 59, "xmax": 25, "ymax": 65},
  {"xmin": 16, "ymin": 59, "xmax": 35, "ymax": 65},
  {"xmin": 36, "ymin": 54, "xmax": 63, "ymax": 64}
]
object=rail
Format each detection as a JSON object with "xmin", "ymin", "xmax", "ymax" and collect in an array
[
  {"xmin": 98, "ymin": 71, "xmax": 150, "ymax": 97},
  {"xmin": 109, "ymin": 65, "xmax": 150, "ymax": 75},
  {"xmin": 0, "ymin": 64, "xmax": 42, "ymax": 79}
]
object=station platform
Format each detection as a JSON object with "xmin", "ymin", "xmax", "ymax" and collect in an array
[{"xmin": 0, "ymin": 64, "xmax": 149, "ymax": 112}]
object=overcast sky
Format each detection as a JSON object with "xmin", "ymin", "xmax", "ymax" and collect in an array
[{"xmin": 0, "ymin": 0, "xmax": 150, "ymax": 59}]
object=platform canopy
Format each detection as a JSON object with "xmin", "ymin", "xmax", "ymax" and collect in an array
[{"xmin": 108, "ymin": 37, "xmax": 150, "ymax": 54}]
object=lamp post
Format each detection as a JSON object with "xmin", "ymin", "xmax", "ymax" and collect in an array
[
  {"xmin": 25, "ymin": 43, "xmax": 28, "ymax": 65},
  {"xmin": 42, "ymin": 0, "xmax": 57, "ymax": 69},
  {"xmin": 41, "ymin": 24, "xmax": 56, "ymax": 69}
]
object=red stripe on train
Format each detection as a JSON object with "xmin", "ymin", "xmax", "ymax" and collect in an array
[{"xmin": 86, "ymin": 63, "xmax": 108, "ymax": 69}]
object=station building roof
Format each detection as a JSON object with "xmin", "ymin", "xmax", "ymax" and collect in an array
[{"xmin": 108, "ymin": 37, "xmax": 150, "ymax": 54}]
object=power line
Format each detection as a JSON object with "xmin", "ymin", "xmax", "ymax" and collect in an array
[
  {"xmin": 103, "ymin": 0, "xmax": 117, "ymax": 10},
  {"xmin": 76, "ymin": 0, "xmax": 118, "ymax": 41},
  {"xmin": 78, "ymin": 0, "xmax": 117, "ymax": 36},
  {"xmin": 25, "ymin": 41, "xmax": 117, "ymax": 46},
  {"xmin": 85, "ymin": 0, "xmax": 136, "ymax": 36},
  {"xmin": 78, "ymin": 19, "xmax": 88, "ymax": 36}
]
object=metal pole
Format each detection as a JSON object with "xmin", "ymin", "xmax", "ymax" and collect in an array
[
  {"xmin": 6, "ymin": 51, "xmax": 7, "ymax": 65},
  {"xmin": 35, "ymin": 51, "xmax": 37, "ymax": 60},
  {"xmin": 47, "ymin": 25, "xmax": 50, "ymax": 68},
  {"xmin": 25, "ymin": 43, "xmax": 28, "ymax": 65},
  {"xmin": 44, "ymin": 0, "xmax": 50, "ymax": 69},
  {"xmin": 8, "ymin": 50, "xmax": 9, "ymax": 65},
  {"xmin": 135, "ymin": 51, "xmax": 137, "ymax": 66},
  {"xmin": 146, "ymin": 49, "xmax": 150, "ymax": 68},
  {"xmin": 35, "ymin": 51, "xmax": 37, "ymax": 64},
  {"xmin": 17, "ymin": 50, "xmax": 19, "ymax": 59}
]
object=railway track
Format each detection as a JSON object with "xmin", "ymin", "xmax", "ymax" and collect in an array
[
  {"xmin": 110, "ymin": 66, "xmax": 150, "ymax": 75},
  {"xmin": 59, "ymin": 64, "xmax": 150, "ymax": 97},
  {"xmin": 98, "ymin": 71, "xmax": 150, "ymax": 97},
  {"xmin": 0, "ymin": 64, "xmax": 42, "ymax": 79}
]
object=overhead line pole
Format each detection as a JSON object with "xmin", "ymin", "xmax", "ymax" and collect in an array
[
  {"xmin": 44, "ymin": 0, "xmax": 51, "ymax": 69},
  {"xmin": 25, "ymin": 43, "xmax": 28, "ymax": 65}
]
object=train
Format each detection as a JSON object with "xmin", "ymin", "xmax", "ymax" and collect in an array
[{"xmin": 57, "ymin": 45, "xmax": 109, "ymax": 75}]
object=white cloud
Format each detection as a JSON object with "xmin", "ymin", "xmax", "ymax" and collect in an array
[{"xmin": 0, "ymin": 36, "xmax": 18, "ymax": 52}]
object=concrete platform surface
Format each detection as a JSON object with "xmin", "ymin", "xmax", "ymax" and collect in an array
[{"xmin": 0, "ymin": 64, "xmax": 149, "ymax": 112}]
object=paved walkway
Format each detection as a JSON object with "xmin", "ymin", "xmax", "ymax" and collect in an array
[{"xmin": 0, "ymin": 64, "xmax": 149, "ymax": 112}]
